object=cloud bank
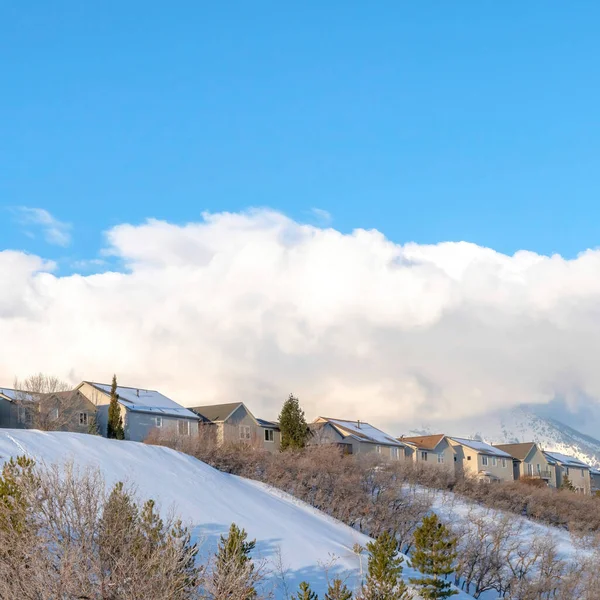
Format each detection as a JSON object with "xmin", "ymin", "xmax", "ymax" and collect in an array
[{"xmin": 2, "ymin": 209, "xmax": 600, "ymax": 432}]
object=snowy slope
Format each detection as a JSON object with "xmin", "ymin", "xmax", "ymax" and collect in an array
[{"xmin": 0, "ymin": 430, "xmax": 471, "ymax": 599}]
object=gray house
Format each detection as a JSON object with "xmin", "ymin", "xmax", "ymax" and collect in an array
[
  {"xmin": 76, "ymin": 381, "xmax": 200, "ymax": 442},
  {"xmin": 0, "ymin": 388, "xmax": 20, "ymax": 428}
]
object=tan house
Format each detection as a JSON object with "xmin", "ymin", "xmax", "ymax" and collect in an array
[
  {"xmin": 309, "ymin": 417, "xmax": 407, "ymax": 460},
  {"xmin": 77, "ymin": 381, "xmax": 200, "ymax": 442},
  {"xmin": 494, "ymin": 442, "xmax": 557, "ymax": 488},
  {"xmin": 0, "ymin": 386, "xmax": 96, "ymax": 433},
  {"xmin": 543, "ymin": 451, "xmax": 592, "ymax": 495},
  {"xmin": 190, "ymin": 402, "xmax": 281, "ymax": 453},
  {"xmin": 400, "ymin": 434, "xmax": 456, "ymax": 471},
  {"xmin": 449, "ymin": 437, "xmax": 514, "ymax": 483}
]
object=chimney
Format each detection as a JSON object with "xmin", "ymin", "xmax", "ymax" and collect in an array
[{"xmin": 357, "ymin": 419, "xmax": 361, "ymax": 429}]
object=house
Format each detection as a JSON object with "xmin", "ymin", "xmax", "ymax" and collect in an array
[
  {"xmin": 0, "ymin": 387, "xmax": 95, "ymax": 432},
  {"xmin": 400, "ymin": 434, "xmax": 456, "ymax": 470},
  {"xmin": 190, "ymin": 402, "xmax": 281, "ymax": 452},
  {"xmin": 543, "ymin": 451, "xmax": 592, "ymax": 495},
  {"xmin": 493, "ymin": 442, "xmax": 557, "ymax": 487},
  {"xmin": 449, "ymin": 437, "xmax": 514, "ymax": 482},
  {"xmin": 76, "ymin": 381, "xmax": 200, "ymax": 442},
  {"xmin": 0, "ymin": 388, "xmax": 20, "ymax": 428},
  {"xmin": 590, "ymin": 467, "xmax": 600, "ymax": 494},
  {"xmin": 309, "ymin": 417, "xmax": 407, "ymax": 459}
]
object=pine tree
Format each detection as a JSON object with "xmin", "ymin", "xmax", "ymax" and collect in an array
[
  {"xmin": 107, "ymin": 374, "xmax": 124, "ymax": 440},
  {"xmin": 409, "ymin": 514, "xmax": 458, "ymax": 599},
  {"xmin": 211, "ymin": 522, "xmax": 257, "ymax": 599},
  {"xmin": 360, "ymin": 531, "xmax": 410, "ymax": 600},
  {"xmin": 294, "ymin": 581, "xmax": 318, "ymax": 600},
  {"xmin": 278, "ymin": 393, "xmax": 309, "ymax": 450},
  {"xmin": 561, "ymin": 475, "xmax": 575, "ymax": 492},
  {"xmin": 326, "ymin": 578, "xmax": 353, "ymax": 600}
]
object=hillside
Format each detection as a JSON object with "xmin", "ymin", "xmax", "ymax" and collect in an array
[{"xmin": 0, "ymin": 430, "xmax": 472, "ymax": 599}]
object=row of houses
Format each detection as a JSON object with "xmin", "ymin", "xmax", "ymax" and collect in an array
[{"xmin": 1, "ymin": 380, "xmax": 598, "ymax": 495}]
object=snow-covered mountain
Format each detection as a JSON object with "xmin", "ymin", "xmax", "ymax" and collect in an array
[{"xmin": 412, "ymin": 405, "xmax": 600, "ymax": 468}]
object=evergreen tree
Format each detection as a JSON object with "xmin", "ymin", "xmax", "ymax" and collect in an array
[
  {"xmin": 409, "ymin": 514, "xmax": 457, "ymax": 599},
  {"xmin": 107, "ymin": 374, "xmax": 124, "ymax": 440},
  {"xmin": 278, "ymin": 394, "xmax": 309, "ymax": 450},
  {"xmin": 360, "ymin": 531, "xmax": 410, "ymax": 600},
  {"xmin": 212, "ymin": 522, "xmax": 257, "ymax": 599},
  {"xmin": 294, "ymin": 581, "xmax": 318, "ymax": 600},
  {"xmin": 561, "ymin": 475, "xmax": 575, "ymax": 492},
  {"xmin": 325, "ymin": 578, "xmax": 353, "ymax": 600}
]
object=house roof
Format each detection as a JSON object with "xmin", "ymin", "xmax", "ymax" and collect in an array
[
  {"xmin": 450, "ymin": 437, "xmax": 513, "ymax": 458},
  {"xmin": 190, "ymin": 402, "xmax": 244, "ymax": 422},
  {"xmin": 543, "ymin": 451, "xmax": 590, "ymax": 469},
  {"xmin": 493, "ymin": 442, "xmax": 536, "ymax": 461},
  {"xmin": 401, "ymin": 434, "xmax": 446, "ymax": 451},
  {"xmin": 0, "ymin": 388, "xmax": 18, "ymax": 401},
  {"xmin": 256, "ymin": 418, "xmax": 280, "ymax": 430},
  {"xmin": 82, "ymin": 382, "xmax": 199, "ymax": 420},
  {"xmin": 316, "ymin": 417, "xmax": 404, "ymax": 447}
]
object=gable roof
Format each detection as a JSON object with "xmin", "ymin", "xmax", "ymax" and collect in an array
[
  {"xmin": 81, "ymin": 382, "xmax": 199, "ymax": 420},
  {"xmin": 493, "ymin": 442, "xmax": 536, "ymax": 462},
  {"xmin": 543, "ymin": 451, "xmax": 590, "ymax": 469},
  {"xmin": 401, "ymin": 434, "xmax": 447, "ymax": 451},
  {"xmin": 450, "ymin": 437, "xmax": 513, "ymax": 458},
  {"xmin": 315, "ymin": 417, "xmax": 404, "ymax": 447},
  {"xmin": 190, "ymin": 402, "xmax": 259, "ymax": 425}
]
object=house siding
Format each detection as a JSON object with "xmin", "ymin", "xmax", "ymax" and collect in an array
[
  {"xmin": 220, "ymin": 406, "xmax": 262, "ymax": 446},
  {"xmin": 554, "ymin": 464, "xmax": 591, "ymax": 495},
  {"xmin": 407, "ymin": 439, "xmax": 455, "ymax": 471},
  {"xmin": 125, "ymin": 411, "xmax": 198, "ymax": 442},
  {"xmin": 260, "ymin": 427, "xmax": 281, "ymax": 453},
  {"xmin": 0, "ymin": 397, "xmax": 19, "ymax": 429},
  {"xmin": 520, "ymin": 446, "xmax": 557, "ymax": 488},
  {"xmin": 450, "ymin": 441, "xmax": 513, "ymax": 482}
]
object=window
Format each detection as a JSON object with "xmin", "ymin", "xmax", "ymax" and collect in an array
[
  {"xmin": 467, "ymin": 456, "xmax": 471, "ymax": 461},
  {"xmin": 566, "ymin": 467, "xmax": 570, "ymax": 476},
  {"xmin": 264, "ymin": 429, "xmax": 274, "ymax": 442},
  {"xmin": 492, "ymin": 457, "xmax": 497, "ymax": 467},
  {"xmin": 501, "ymin": 458, "xmax": 507, "ymax": 468},
  {"xmin": 536, "ymin": 464, "xmax": 541, "ymax": 474},
  {"xmin": 437, "ymin": 453, "xmax": 444, "ymax": 464},
  {"xmin": 391, "ymin": 447, "xmax": 399, "ymax": 459},
  {"xmin": 376, "ymin": 445, "xmax": 382, "ymax": 454},
  {"xmin": 482, "ymin": 456, "xmax": 489, "ymax": 466},
  {"xmin": 421, "ymin": 451, "xmax": 428, "ymax": 461},
  {"xmin": 79, "ymin": 412, "xmax": 88, "ymax": 426},
  {"xmin": 581, "ymin": 469, "xmax": 585, "ymax": 478},
  {"xmin": 178, "ymin": 420, "xmax": 190, "ymax": 435},
  {"xmin": 50, "ymin": 408, "xmax": 59, "ymax": 421},
  {"xmin": 527, "ymin": 463, "xmax": 533, "ymax": 475},
  {"xmin": 239, "ymin": 425, "xmax": 251, "ymax": 440},
  {"xmin": 155, "ymin": 416, "xmax": 163, "ymax": 428}
]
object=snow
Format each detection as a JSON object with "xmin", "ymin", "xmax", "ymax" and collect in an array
[
  {"xmin": 326, "ymin": 418, "xmax": 404, "ymax": 446},
  {"xmin": 87, "ymin": 382, "xmax": 199, "ymax": 420},
  {"xmin": 449, "ymin": 437, "xmax": 513, "ymax": 458},
  {"xmin": 0, "ymin": 387, "xmax": 18, "ymax": 401},
  {"xmin": 543, "ymin": 450, "xmax": 590, "ymax": 468},
  {"xmin": 0, "ymin": 430, "xmax": 474, "ymax": 598}
]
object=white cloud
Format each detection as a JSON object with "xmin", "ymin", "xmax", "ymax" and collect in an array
[
  {"xmin": 14, "ymin": 207, "xmax": 72, "ymax": 247},
  {"xmin": 1, "ymin": 208, "xmax": 600, "ymax": 433}
]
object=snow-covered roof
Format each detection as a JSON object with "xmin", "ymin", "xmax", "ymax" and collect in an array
[
  {"xmin": 318, "ymin": 418, "xmax": 404, "ymax": 447},
  {"xmin": 543, "ymin": 451, "xmax": 589, "ymax": 469},
  {"xmin": 0, "ymin": 388, "xmax": 18, "ymax": 401},
  {"xmin": 450, "ymin": 437, "xmax": 513, "ymax": 458},
  {"xmin": 86, "ymin": 382, "xmax": 199, "ymax": 420},
  {"xmin": 257, "ymin": 418, "xmax": 279, "ymax": 429}
]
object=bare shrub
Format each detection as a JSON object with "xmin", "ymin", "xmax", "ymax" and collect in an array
[{"xmin": 0, "ymin": 457, "xmax": 201, "ymax": 599}]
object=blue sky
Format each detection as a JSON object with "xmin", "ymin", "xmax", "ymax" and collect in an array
[{"xmin": 2, "ymin": 2, "xmax": 599, "ymax": 270}]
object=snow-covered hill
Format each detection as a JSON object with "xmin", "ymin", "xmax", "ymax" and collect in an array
[{"xmin": 0, "ymin": 430, "xmax": 472, "ymax": 599}]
